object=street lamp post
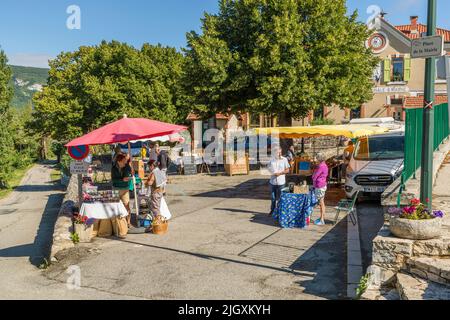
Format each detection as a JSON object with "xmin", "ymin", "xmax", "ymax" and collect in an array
[{"xmin": 420, "ymin": 0, "xmax": 437, "ymax": 210}]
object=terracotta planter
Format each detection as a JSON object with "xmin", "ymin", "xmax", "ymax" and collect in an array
[
  {"xmin": 74, "ymin": 223, "xmax": 93, "ymax": 243},
  {"xmin": 389, "ymin": 217, "xmax": 442, "ymax": 240}
]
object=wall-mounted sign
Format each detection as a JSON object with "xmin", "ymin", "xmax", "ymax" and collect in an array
[
  {"xmin": 373, "ymin": 86, "xmax": 410, "ymax": 94},
  {"xmin": 411, "ymin": 35, "xmax": 445, "ymax": 59},
  {"xmin": 70, "ymin": 161, "xmax": 90, "ymax": 175}
]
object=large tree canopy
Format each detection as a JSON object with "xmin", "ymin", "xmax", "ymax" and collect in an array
[
  {"xmin": 32, "ymin": 41, "xmax": 186, "ymax": 142},
  {"xmin": 183, "ymin": 0, "xmax": 378, "ymax": 120},
  {"xmin": 0, "ymin": 49, "xmax": 16, "ymax": 186}
]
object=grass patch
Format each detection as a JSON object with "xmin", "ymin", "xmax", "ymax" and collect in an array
[{"xmin": 0, "ymin": 164, "xmax": 35, "ymax": 200}]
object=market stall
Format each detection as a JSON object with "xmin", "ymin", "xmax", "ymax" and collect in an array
[
  {"xmin": 66, "ymin": 115, "xmax": 187, "ymax": 239},
  {"xmin": 273, "ymin": 189, "xmax": 318, "ymax": 228},
  {"xmin": 256, "ymin": 124, "xmax": 389, "ymax": 228},
  {"xmin": 256, "ymin": 124, "xmax": 388, "ymax": 181}
]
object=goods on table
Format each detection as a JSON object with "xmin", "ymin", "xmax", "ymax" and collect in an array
[
  {"xmin": 293, "ymin": 182, "xmax": 310, "ymax": 194},
  {"xmin": 83, "ymin": 190, "xmax": 121, "ymax": 203}
]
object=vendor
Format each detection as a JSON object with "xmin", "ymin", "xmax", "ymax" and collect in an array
[
  {"xmin": 145, "ymin": 160, "xmax": 166, "ymax": 222},
  {"xmin": 111, "ymin": 153, "xmax": 133, "ymax": 227},
  {"xmin": 342, "ymin": 139, "xmax": 354, "ymax": 180},
  {"xmin": 286, "ymin": 145, "xmax": 295, "ymax": 174},
  {"xmin": 268, "ymin": 147, "xmax": 290, "ymax": 216}
]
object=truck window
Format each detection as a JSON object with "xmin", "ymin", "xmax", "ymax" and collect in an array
[{"xmin": 354, "ymin": 135, "xmax": 404, "ymax": 161}]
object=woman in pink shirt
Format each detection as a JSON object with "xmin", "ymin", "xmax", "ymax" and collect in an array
[{"xmin": 312, "ymin": 153, "xmax": 329, "ymax": 226}]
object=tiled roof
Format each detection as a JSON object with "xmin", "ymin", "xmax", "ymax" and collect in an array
[
  {"xmin": 395, "ymin": 24, "xmax": 450, "ymax": 42},
  {"xmin": 403, "ymin": 95, "xmax": 448, "ymax": 109},
  {"xmin": 186, "ymin": 113, "xmax": 230, "ymax": 121}
]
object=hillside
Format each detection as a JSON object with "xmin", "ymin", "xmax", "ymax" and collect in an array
[{"xmin": 9, "ymin": 65, "xmax": 49, "ymax": 108}]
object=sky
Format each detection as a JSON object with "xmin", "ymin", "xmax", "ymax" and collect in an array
[{"xmin": 0, "ymin": 0, "xmax": 449, "ymax": 68}]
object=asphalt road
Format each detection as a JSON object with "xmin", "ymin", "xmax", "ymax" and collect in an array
[{"xmin": 1, "ymin": 169, "xmax": 352, "ymax": 300}]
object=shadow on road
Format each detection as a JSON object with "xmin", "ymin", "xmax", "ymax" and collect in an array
[
  {"xmin": 193, "ymin": 179, "xmax": 269, "ymax": 200},
  {"xmin": 291, "ymin": 219, "xmax": 347, "ymax": 299},
  {"xmin": 0, "ymin": 193, "xmax": 64, "ymax": 267}
]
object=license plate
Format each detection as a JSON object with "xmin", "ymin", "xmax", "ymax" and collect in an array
[{"xmin": 363, "ymin": 186, "xmax": 386, "ymax": 193}]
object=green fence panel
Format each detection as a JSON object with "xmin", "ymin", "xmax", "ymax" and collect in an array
[{"xmin": 403, "ymin": 103, "xmax": 449, "ymax": 183}]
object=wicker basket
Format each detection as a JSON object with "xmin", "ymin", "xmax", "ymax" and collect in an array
[{"xmin": 152, "ymin": 220, "xmax": 169, "ymax": 235}]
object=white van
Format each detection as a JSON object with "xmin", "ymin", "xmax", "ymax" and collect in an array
[{"xmin": 345, "ymin": 132, "xmax": 405, "ymax": 199}]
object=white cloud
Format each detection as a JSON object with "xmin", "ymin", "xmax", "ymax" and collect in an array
[{"xmin": 7, "ymin": 53, "xmax": 54, "ymax": 68}]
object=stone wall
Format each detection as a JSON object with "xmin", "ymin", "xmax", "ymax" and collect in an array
[{"xmin": 50, "ymin": 174, "xmax": 79, "ymax": 260}]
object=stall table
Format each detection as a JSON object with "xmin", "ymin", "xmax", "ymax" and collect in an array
[
  {"xmin": 80, "ymin": 201, "xmax": 128, "ymax": 219},
  {"xmin": 273, "ymin": 191, "xmax": 317, "ymax": 228}
]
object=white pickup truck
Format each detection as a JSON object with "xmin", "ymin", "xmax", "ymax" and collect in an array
[{"xmin": 345, "ymin": 131, "xmax": 405, "ymax": 199}]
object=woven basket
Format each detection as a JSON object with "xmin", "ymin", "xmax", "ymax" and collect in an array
[{"xmin": 152, "ymin": 220, "xmax": 169, "ymax": 235}]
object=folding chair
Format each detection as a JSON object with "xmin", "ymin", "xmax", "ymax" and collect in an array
[{"xmin": 334, "ymin": 191, "xmax": 359, "ymax": 226}]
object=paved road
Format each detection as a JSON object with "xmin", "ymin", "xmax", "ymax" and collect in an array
[
  {"xmin": 45, "ymin": 174, "xmax": 348, "ymax": 300},
  {"xmin": 0, "ymin": 168, "xmax": 348, "ymax": 300},
  {"xmin": 0, "ymin": 163, "xmax": 131, "ymax": 300}
]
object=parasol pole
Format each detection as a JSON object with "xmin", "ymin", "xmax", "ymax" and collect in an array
[{"xmin": 128, "ymin": 141, "xmax": 139, "ymax": 227}]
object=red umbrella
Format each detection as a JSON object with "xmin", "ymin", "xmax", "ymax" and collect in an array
[{"xmin": 65, "ymin": 116, "xmax": 187, "ymax": 147}]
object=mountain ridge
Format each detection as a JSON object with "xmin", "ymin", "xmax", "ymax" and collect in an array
[{"xmin": 9, "ymin": 65, "xmax": 49, "ymax": 108}]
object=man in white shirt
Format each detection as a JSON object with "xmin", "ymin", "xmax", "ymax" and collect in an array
[{"xmin": 268, "ymin": 147, "xmax": 290, "ymax": 216}]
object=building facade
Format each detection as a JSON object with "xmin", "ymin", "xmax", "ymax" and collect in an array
[{"xmin": 325, "ymin": 15, "xmax": 449, "ymax": 123}]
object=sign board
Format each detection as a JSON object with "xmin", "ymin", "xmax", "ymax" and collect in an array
[
  {"xmin": 70, "ymin": 161, "xmax": 90, "ymax": 175},
  {"xmin": 68, "ymin": 145, "xmax": 90, "ymax": 161},
  {"xmin": 411, "ymin": 35, "xmax": 445, "ymax": 59},
  {"xmin": 373, "ymin": 86, "xmax": 410, "ymax": 94},
  {"xmin": 183, "ymin": 163, "xmax": 197, "ymax": 175}
]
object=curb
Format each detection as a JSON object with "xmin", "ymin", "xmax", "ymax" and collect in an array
[{"xmin": 347, "ymin": 208, "xmax": 363, "ymax": 299}]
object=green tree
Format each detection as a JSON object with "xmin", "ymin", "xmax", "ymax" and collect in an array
[
  {"xmin": 32, "ymin": 41, "xmax": 182, "ymax": 142},
  {"xmin": 141, "ymin": 44, "xmax": 188, "ymax": 123},
  {"xmin": 0, "ymin": 49, "xmax": 16, "ymax": 187},
  {"xmin": 183, "ymin": 0, "xmax": 378, "ymax": 120}
]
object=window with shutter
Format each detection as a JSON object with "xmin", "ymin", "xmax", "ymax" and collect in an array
[
  {"xmin": 383, "ymin": 57, "xmax": 391, "ymax": 83},
  {"xmin": 404, "ymin": 55, "xmax": 411, "ymax": 82}
]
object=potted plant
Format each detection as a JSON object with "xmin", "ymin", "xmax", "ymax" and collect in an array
[
  {"xmin": 72, "ymin": 214, "xmax": 96, "ymax": 243},
  {"xmin": 388, "ymin": 199, "xmax": 445, "ymax": 240}
]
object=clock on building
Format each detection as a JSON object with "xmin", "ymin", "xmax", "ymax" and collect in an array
[{"xmin": 367, "ymin": 32, "xmax": 388, "ymax": 53}]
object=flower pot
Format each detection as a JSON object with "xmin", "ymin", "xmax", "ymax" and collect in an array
[
  {"xmin": 74, "ymin": 223, "xmax": 94, "ymax": 243},
  {"xmin": 389, "ymin": 217, "xmax": 442, "ymax": 240}
]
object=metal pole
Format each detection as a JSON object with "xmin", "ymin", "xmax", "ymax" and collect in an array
[
  {"xmin": 128, "ymin": 141, "xmax": 139, "ymax": 227},
  {"xmin": 420, "ymin": 0, "xmax": 437, "ymax": 210}
]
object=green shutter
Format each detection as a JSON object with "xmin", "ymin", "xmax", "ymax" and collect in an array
[
  {"xmin": 383, "ymin": 57, "xmax": 391, "ymax": 83},
  {"xmin": 404, "ymin": 55, "xmax": 411, "ymax": 82}
]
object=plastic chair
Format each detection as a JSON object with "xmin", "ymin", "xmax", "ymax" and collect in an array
[{"xmin": 334, "ymin": 191, "xmax": 359, "ymax": 226}]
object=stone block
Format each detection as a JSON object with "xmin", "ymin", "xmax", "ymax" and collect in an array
[
  {"xmin": 409, "ymin": 268, "xmax": 428, "ymax": 280},
  {"xmin": 441, "ymin": 270, "xmax": 450, "ymax": 281},
  {"xmin": 373, "ymin": 236, "xmax": 414, "ymax": 256},
  {"xmin": 367, "ymin": 265, "xmax": 396, "ymax": 288},
  {"xmin": 427, "ymin": 272, "xmax": 448, "ymax": 286},
  {"xmin": 413, "ymin": 238, "xmax": 450, "ymax": 256}
]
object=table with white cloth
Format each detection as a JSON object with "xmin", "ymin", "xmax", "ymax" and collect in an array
[{"xmin": 80, "ymin": 201, "xmax": 129, "ymax": 219}]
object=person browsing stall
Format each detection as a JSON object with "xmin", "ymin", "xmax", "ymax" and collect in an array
[
  {"xmin": 111, "ymin": 153, "xmax": 133, "ymax": 227},
  {"xmin": 268, "ymin": 147, "xmax": 290, "ymax": 216},
  {"xmin": 145, "ymin": 160, "xmax": 167, "ymax": 221},
  {"xmin": 312, "ymin": 152, "xmax": 329, "ymax": 226}
]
